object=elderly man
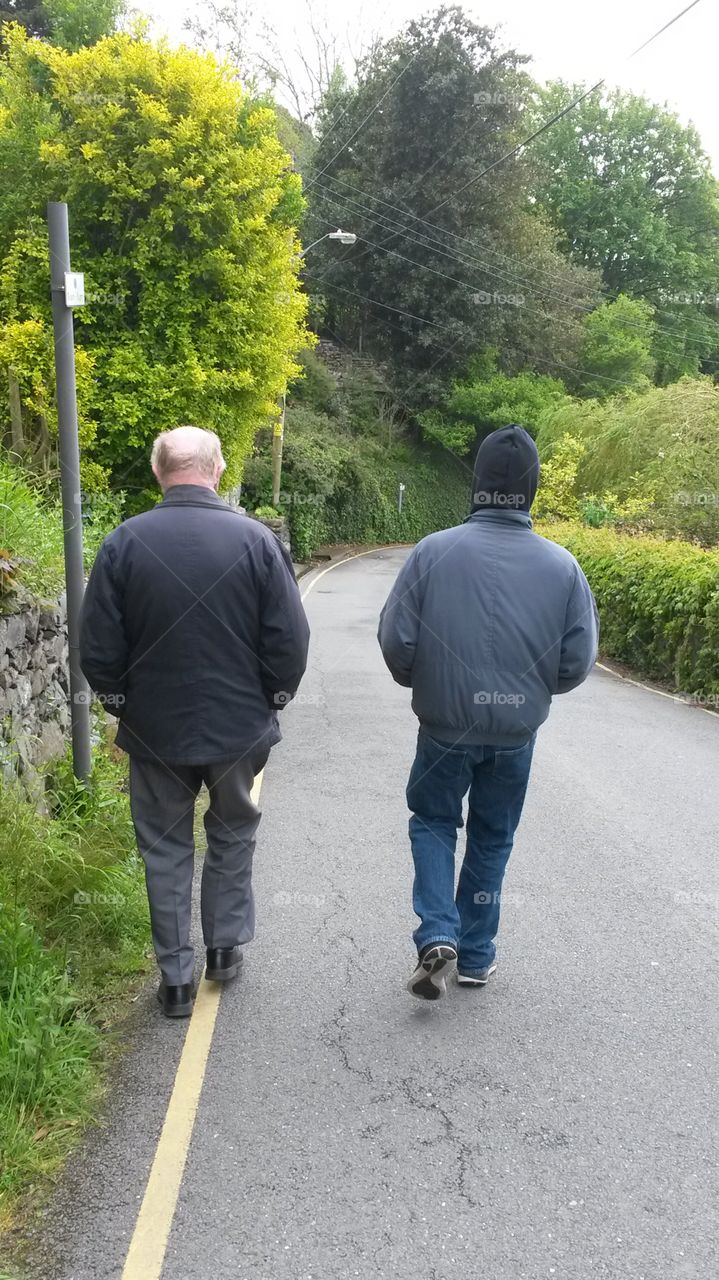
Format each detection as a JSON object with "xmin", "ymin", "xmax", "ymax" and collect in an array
[{"xmin": 80, "ymin": 426, "xmax": 309, "ymax": 1017}]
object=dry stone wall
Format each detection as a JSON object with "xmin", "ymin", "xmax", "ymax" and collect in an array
[{"xmin": 0, "ymin": 594, "xmax": 69, "ymax": 781}]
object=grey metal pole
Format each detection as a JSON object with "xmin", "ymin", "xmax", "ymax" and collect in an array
[{"xmin": 47, "ymin": 201, "xmax": 92, "ymax": 782}]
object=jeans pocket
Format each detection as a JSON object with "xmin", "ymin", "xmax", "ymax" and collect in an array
[
  {"xmin": 421, "ymin": 728, "xmax": 467, "ymax": 757},
  {"xmin": 494, "ymin": 739, "xmax": 532, "ymax": 758},
  {"xmin": 491, "ymin": 735, "xmax": 536, "ymax": 783}
]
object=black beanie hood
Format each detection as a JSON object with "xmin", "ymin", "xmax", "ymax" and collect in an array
[{"xmin": 471, "ymin": 424, "xmax": 540, "ymax": 514}]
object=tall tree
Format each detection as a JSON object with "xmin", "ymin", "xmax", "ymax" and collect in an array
[
  {"xmin": 305, "ymin": 6, "xmax": 599, "ymax": 406},
  {"xmin": 531, "ymin": 82, "xmax": 719, "ymax": 382}
]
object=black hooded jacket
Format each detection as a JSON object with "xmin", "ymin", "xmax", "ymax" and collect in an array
[{"xmin": 471, "ymin": 423, "xmax": 540, "ymax": 513}]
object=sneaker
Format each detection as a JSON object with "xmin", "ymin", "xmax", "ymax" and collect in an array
[
  {"xmin": 456, "ymin": 961, "xmax": 498, "ymax": 987},
  {"xmin": 407, "ymin": 943, "xmax": 458, "ymax": 1000}
]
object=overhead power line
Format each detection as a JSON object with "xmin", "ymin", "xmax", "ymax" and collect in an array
[
  {"xmin": 426, "ymin": 0, "xmax": 704, "ymax": 218},
  {"xmin": 308, "ymin": 183, "xmax": 719, "ymax": 361}
]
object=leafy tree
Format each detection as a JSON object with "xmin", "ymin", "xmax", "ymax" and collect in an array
[
  {"xmin": 575, "ymin": 295, "xmax": 656, "ymax": 399},
  {"xmin": 419, "ymin": 351, "xmax": 568, "ymax": 455},
  {"xmin": 43, "ymin": 0, "xmax": 123, "ymax": 50},
  {"xmin": 0, "ymin": 0, "xmax": 51, "ymax": 44},
  {"xmin": 273, "ymin": 102, "xmax": 316, "ymax": 180},
  {"xmin": 531, "ymin": 83, "xmax": 719, "ymax": 381},
  {"xmin": 0, "ymin": 28, "xmax": 311, "ymax": 496},
  {"xmin": 304, "ymin": 6, "xmax": 599, "ymax": 406},
  {"xmin": 1, "ymin": 0, "xmax": 121, "ymax": 49}
]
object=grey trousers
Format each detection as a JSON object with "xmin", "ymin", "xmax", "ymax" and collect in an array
[{"xmin": 129, "ymin": 754, "xmax": 264, "ymax": 985}]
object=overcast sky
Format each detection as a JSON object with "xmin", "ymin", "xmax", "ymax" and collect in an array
[{"xmin": 138, "ymin": 0, "xmax": 718, "ymax": 171}]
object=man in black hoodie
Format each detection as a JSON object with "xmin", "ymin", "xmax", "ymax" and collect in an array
[{"xmin": 378, "ymin": 424, "xmax": 598, "ymax": 999}]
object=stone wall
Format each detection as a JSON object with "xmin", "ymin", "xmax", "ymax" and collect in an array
[{"xmin": 0, "ymin": 595, "xmax": 69, "ymax": 781}]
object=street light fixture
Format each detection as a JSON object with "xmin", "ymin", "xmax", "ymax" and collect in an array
[
  {"xmin": 301, "ymin": 228, "xmax": 357, "ymax": 255},
  {"xmin": 272, "ymin": 227, "xmax": 357, "ymax": 509}
]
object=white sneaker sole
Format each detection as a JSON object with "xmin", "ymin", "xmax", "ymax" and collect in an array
[{"xmin": 407, "ymin": 948, "xmax": 458, "ymax": 1000}]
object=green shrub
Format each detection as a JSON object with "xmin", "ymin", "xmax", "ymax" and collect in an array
[
  {"xmin": 0, "ymin": 461, "xmax": 122, "ymax": 601},
  {"xmin": 245, "ymin": 404, "xmax": 472, "ymax": 559},
  {"xmin": 0, "ymin": 745, "xmax": 150, "ymax": 1214},
  {"xmin": 533, "ymin": 434, "xmax": 583, "ymax": 521},
  {"xmin": 536, "ymin": 379, "xmax": 719, "ymax": 546},
  {"xmin": 421, "ymin": 354, "xmax": 569, "ymax": 456},
  {"xmin": 288, "ymin": 350, "xmax": 339, "ymax": 416},
  {"xmin": 540, "ymin": 521, "xmax": 719, "ymax": 696}
]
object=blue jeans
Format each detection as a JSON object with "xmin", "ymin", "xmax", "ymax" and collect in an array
[{"xmin": 406, "ymin": 728, "xmax": 536, "ymax": 975}]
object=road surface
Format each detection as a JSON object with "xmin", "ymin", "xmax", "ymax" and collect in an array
[{"xmin": 27, "ymin": 548, "xmax": 719, "ymax": 1280}]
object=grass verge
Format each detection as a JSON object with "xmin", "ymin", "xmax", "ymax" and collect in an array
[{"xmin": 0, "ymin": 742, "xmax": 150, "ymax": 1240}]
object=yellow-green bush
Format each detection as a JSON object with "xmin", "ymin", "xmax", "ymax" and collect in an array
[
  {"xmin": 540, "ymin": 520, "xmax": 719, "ymax": 696},
  {"xmin": 0, "ymin": 28, "xmax": 310, "ymax": 495}
]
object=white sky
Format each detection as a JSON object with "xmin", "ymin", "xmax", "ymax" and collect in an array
[{"xmin": 138, "ymin": 0, "xmax": 719, "ymax": 172}]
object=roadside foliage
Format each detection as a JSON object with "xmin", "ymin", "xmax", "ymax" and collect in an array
[{"xmin": 0, "ymin": 27, "xmax": 311, "ymax": 500}]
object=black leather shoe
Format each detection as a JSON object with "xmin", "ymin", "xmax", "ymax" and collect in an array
[
  {"xmin": 157, "ymin": 980, "xmax": 195, "ymax": 1018},
  {"xmin": 205, "ymin": 946, "xmax": 243, "ymax": 982}
]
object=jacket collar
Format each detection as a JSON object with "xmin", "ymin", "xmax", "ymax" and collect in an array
[
  {"xmin": 160, "ymin": 484, "xmax": 229, "ymax": 509},
  {"xmin": 463, "ymin": 509, "xmax": 533, "ymax": 530}
]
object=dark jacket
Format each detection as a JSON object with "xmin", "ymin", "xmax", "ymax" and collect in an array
[
  {"xmin": 377, "ymin": 426, "xmax": 598, "ymax": 746},
  {"xmin": 80, "ymin": 485, "xmax": 310, "ymax": 765}
]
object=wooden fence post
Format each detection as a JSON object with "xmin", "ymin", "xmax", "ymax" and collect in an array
[{"xmin": 8, "ymin": 366, "xmax": 24, "ymax": 457}]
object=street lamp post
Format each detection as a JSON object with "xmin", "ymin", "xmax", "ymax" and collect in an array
[
  {"xmin": 47, "ymin": 201, "xmax": 92, "ymax": 783},
  {"xmin": 271, "ymin": 229, "xmax": 357, "ymax": 509}
]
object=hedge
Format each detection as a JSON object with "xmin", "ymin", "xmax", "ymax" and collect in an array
[{"xmin": 541, "ymin": 521, "xmax": 719, "ymax": 698}]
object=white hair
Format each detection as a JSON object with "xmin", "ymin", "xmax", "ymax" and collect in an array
[{"xmin": 151, "ymin": 425, "xmax": 225, "ymax": 482}]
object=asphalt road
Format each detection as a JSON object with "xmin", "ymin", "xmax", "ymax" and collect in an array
[{"xmin": 26, "ymin": 548, "xmax": 719, "ymax": 1280}]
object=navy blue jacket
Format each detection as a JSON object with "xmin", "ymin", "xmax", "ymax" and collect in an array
[
  {"xmin": 378, "ymin": 510, "xmax": 598, "ymax": 746},
  {"xmin": 80, "ymin": 485, "xmax": 309, "ymax": 765}
]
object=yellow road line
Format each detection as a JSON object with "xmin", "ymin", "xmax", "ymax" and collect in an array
[
  {"xmin": 121, "ymin": 976, "xmax": 222, "ymax": 1279},
  {"xmin": 121, "ymin": 547, "xmax": 389, "ymax": 1279}
]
